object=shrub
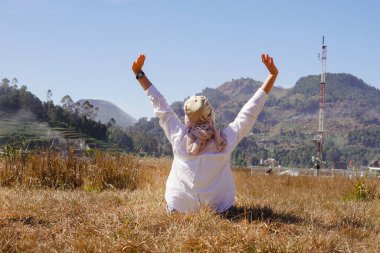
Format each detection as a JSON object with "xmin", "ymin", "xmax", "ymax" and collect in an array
[{"xmin": 344, "ymin": 176, "xmax": 378, "ymax": 201}]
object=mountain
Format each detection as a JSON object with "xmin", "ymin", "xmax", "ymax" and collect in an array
[
  {"xmin": 168, "ymin": 73, "xmax": 380, "ymax": 167},
  {"xmin": 216, "ymin": 73, "xmax": 380, "ymax": 167},
  {"xmin": 77, "ymin": 99, "xmax": 136, "ymax": 128}
]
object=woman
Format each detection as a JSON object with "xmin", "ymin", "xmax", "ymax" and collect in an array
[{"xmin": 132, "ymin": 53, "xmax": 278, "ymax": 213}]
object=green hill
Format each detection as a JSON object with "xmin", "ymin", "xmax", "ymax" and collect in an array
[
  {"xmin": 215, "ymin": 73, "xmax": 380, "ymax": 167},
  {"xmin": 0, "ymin": 80, "xmax": 110, "ymax": 150},
  {"xmin": 169, "ymin": 73, "xmax": 379, "ymax": 167}
]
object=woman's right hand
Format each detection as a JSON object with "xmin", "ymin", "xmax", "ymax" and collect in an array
[{"xmin": 132, "ymin": 54, "xmax": 146, "ymax": 75}]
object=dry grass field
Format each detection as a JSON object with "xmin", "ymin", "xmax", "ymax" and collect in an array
[{"xmin": 0, "ymin": 151, "xmax": 380, "ymax": 252}]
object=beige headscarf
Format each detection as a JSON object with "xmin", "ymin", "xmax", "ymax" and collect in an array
[{"xmin": 184, "ymin": 95, "xmax": 227, "ymax": 155}]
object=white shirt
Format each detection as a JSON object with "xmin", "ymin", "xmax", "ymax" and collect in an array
[{"xmin": 146, "ymin": 85, "xmax": 268, "ymax": 212}]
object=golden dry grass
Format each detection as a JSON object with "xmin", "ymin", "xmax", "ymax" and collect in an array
[
  {"xmin": 1, "ymin": 153, "xmax": 380, "ymax": 252},
  {"xmin": 0, "ymin": 149, "xmax": 140, "ymax": 190}
]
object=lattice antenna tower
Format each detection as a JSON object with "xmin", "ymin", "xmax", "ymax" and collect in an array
[{"xmin": 313, "ymin": 36, "xmax": 327, "ymax": 168}]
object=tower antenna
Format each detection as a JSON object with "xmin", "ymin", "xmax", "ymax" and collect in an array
[{"xmin": 313, "ymin": 36, "xmax": 327, "ymax": 171}]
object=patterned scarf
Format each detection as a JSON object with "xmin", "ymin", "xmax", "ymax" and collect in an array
[{"xmin": 185, "ymin": 109, "xmax": 227, "ymax": 155}]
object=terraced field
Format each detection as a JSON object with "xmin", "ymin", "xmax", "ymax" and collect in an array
[{"xmin": 0, "ymin": 118, "xmax": 112, "ymax": 150}]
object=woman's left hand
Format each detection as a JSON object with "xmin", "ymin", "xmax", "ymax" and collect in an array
[{"xmin": 261, "ymin": 54, "xmax": 278, "ymax": 76}]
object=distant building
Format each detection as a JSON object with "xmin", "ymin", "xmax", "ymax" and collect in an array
[
  {"xmin": 334, "ymin": 161, "xmax": 348, "ymax": 170},
  {"xmin": 369, "ymin": 160, "xmax": 379, "ymax": 168}
]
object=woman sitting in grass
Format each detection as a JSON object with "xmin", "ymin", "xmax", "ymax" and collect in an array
[{"xmin": 132, "ymin": 53, "xmax": 278, "ymax": 213}]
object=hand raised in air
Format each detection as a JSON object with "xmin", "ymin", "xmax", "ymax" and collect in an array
[
  {"xmin": 132, "ymin": 54, "xmax": 146, "ymax": 75},
  {"xmin": 261, "ymin": 54, "xmax": 278, "ymax": 76}
]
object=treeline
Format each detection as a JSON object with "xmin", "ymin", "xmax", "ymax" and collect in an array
[
  {"xmin": 0, "ymin": 77, "xmax": 169, "ymax": 154},
  {"xmin": 0, "ymin": 78, "xmax": 44, "ymax": 118},
  {"xmin": 292, "ymin": 73, "xmax": 380, "ymax": 104},
  {"xmin": 348, "ymin": 128, "xmax": 380, "ymax": 148},
  {"xmin": 0, "ymin": 78, "xmax": 107, "ymax": 141},
  {"xmin": 107, "ymin": 117, "xmax": 172, "ymax": 156},
  {"xmin": 231, "ymin": 135, "xmax": 379, "ymax": 168}
]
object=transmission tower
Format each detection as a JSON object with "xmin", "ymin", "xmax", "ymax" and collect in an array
[{"xmin": 313, "ymin": 36, "xmax": 327, "ymax": 170}]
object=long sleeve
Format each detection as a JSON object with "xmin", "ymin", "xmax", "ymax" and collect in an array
[
  {"xmin": 145, "ymin": 85, "xmax": 184, "ymax": 144},
  {"xmin": 224, "ymin": 88, "xmax": 268, "ymax": 149}
]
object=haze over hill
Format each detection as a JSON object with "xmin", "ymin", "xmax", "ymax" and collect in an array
[{"xmin": 77, "ymin": 99, "xmax": 136, "ymax": 128}]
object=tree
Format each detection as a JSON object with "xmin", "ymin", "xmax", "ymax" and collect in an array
[
  {"xmin": 61, "ymin": 95, "xmax": 75, "ymax": 113},
  {"xmin": 132, "ymin": 132, "xmax": 158, "ymax": 155},
  {"xmin": 107, "ymin": 118, "xmax": 117, "ymax": 128},
  {"xmin": 1, "ymin": 78, "xmax": 10, "ymax": 95},
  {"xmin": 81, "ymin": 100, "xmax": 98, "ymax": 120},
  {"xmin": 107, "ymin": 124, "xmax": 134, "ymax": 152},
  {"xmin": 1, "ymin": 78, "xmax": 10, "ymax": 87},
  {"xmin": 11, "ymin": 78, "xmax": 18, "ymax": 89},
  {"xmin": 46, "ymin": 89, "xmax": 53, "ymax": 103}
]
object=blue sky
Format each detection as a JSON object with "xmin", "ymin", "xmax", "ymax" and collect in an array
[{"xmin": 1, "ymin": 0, "xmax": 379, "ymax": 119}]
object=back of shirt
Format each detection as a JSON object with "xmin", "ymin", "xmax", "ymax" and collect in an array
[{"xmin": 145, "ymin": 85, "xmax": 268, "ymax": 212}]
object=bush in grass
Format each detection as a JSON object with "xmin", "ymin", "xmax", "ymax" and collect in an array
[{"xmin": 344, "ymin": 177, "xmax": 378, "ymax": 201}]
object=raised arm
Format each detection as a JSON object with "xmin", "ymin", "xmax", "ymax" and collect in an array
[
  {"xmin": 225, "ymin": 53, "xmax": 278, "ymax": 148},
  {"xmin": 132, "ymin": 54, "xmax": 152, "ymax": 90},
  {"xmin": 131, "ymin": 54, "xmax": 183, "ymax": 144},
  {"xmin": 261, "ymin": 53, "xmax": 278, "ymax": 94}
]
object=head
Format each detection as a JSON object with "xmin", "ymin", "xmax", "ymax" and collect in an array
[
  {"xmin": 184, "ymin": 95, "xmax": 227, "ymax": 155},
  {"xmin": 184, "ymin": 95, "xmax": 215, "ymax": 126}
]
